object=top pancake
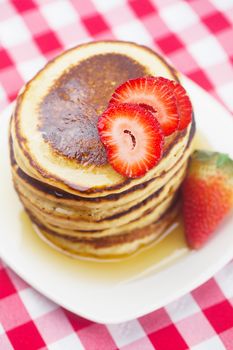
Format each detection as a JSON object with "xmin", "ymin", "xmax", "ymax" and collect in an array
[{"xmin": 12, "ymin": 41, "xmax": 191, "ymax": 197}]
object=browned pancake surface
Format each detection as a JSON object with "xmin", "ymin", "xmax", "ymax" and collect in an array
[{"xmin": 39, "ymin": 53, "xmax": 149, "ymax": 166}]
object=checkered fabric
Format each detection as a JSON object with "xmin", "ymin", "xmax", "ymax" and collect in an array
[{"xmin": 0, "ymin": 0, "xmax": 233, "ymax": 349}]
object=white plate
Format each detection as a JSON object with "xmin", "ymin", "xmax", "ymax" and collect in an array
[{"xmin": 0, "ymin": 76, "xmax": 233, "ymax": 324}]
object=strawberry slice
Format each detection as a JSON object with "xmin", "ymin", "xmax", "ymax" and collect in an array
[
  {"xmin": 109, "ymin": 77, "xmax": 179, "ymax": 136},
  {"xmin": 182, "ymin": 151, "xmax": 233, "ymax": 249},
  {"xmin": 98, "ymin": 103, "xmax": 164, "ymax": 178},
  {"xmin": 159, "ymin": 77, "xmax": 192, "ymax": 130}
]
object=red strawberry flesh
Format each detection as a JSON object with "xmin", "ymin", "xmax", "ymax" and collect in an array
[
  {"xmin": 159, "ymin": 77, "xmax": 192, "ymax": 130},
  {"xmin": 98, "ymin": 104, "xmax": 164, "ymax": 178},
  {"xmin": 109, "ymin": 77, "xmax": 179, "ymax": 136},
  {"xmin": 172, "ymin": 81, "xmax": 192, "ymax": 130}
]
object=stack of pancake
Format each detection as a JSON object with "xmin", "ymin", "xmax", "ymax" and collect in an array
[{"xmin": 10, "ymin": 41, "xmax": 195, "ymax": 259}]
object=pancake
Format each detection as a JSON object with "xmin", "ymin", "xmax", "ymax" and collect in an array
[
  {"xmin": 13, "ymin": 162, "xmax": 186, "ymax": 222},
  {"xmin": 10, "ymin": 40, "xmax": 196, "ymax": 258},
  {"xmin": 14, "ymin": 162, "xmax": 185, "ymax": 231},
  {"xmin": 12, "ymin": 41, "xmax": 188, "ymax": 197},
  {"xmin": 32, "ymin": 203, "xmax": 180, "ymax": 259},
  {"xmin": 10, "ymin": 122, "xmax": 194, "ymax": 216}
]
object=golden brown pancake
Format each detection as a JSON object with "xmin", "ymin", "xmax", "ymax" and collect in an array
[
  {"xmin": 10, "ymin": 40, "xmax": 195, "ymax": 258},
  {"xmin": 11, "ymin": 41, "xmax": 187, "ymax": 196}
]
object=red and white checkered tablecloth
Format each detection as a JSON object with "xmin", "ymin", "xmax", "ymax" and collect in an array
[{"xmin": 0, "ymin": 0, "xmax": 233, "ymax": 349}]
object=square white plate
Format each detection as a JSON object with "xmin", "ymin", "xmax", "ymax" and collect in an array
[{"xmin": 0, "ymin": 76, "xmax": 232, "ymax": 324}]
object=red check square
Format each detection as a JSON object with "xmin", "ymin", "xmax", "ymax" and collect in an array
[
  {"xmin": 11, "ymin": 0, "xmax": 36, "ymax": 13},
  {"xmin": 0, "ymin": 270, "xmax": 16, "ymax": 299},
  {"xmin": 64, "ymin": 310, "xmax": 93, "ymax": 331},
  {"xmin": 129, "ymin": 0, "xmax": 156, "ymax": 18},
  {"xmin": 188, "ymin": 69, "xmax": 214, "ymax": 91},
  {"xmin": 82, "ymin": 14, "xmax": 109, "ymax": 36},
  {"xmin": 0, "ymin": 49, "xmax": 14, "ymax": 70},
  {"xmin": 156, "ymin": 33, "xmax": 183, "ymax": 54},
  {"xmin": 35, "ymin": 31, "xmax": 62, "ymax": 54},
  {"xmin": 204, "ymin": 301, "xmax": 233, "ymax": 333},
  {"xmin": 7, "ymin": 321, "xmax": 45, "ymax": 350},
  {"xmin": 203, "ymin": 11, "xmax": 230, "ymax": 34},
  {"xmin": 148, "ymin": 324, "xmax": 188, "ymax": 350}
]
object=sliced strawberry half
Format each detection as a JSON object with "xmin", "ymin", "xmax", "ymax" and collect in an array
[
  {"xmin": 98, "ymin": 103, "xmax": 164, "ymax": 178},
  {"xmin": 172, "ymin": 81, "xmax": 192, "ymax": 130},
  {"xmin": 109, "ymin": 77, "xmax": 179, "ymax": 136},
  {"xmin": 159, "ymin": 77, "xmax": 192, "ymax": 130}
]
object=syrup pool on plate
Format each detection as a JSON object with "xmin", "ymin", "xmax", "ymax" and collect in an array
[{"xmin": 16, "ymin": 132, "xmax": 211, "ymax": 285}]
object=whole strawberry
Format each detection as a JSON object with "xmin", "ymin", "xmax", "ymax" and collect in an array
[{"xmin": 182, "ymin": 151, "xmax": 233, "ymax": 249}]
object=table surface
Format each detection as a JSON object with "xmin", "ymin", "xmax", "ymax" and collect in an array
[{"xmin": 0, "ymin": 0, "xmax": 233, "ymax": 349}]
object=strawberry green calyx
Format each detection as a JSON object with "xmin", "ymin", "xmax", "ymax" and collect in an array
[
  {"xmin": 192, "ymin": 150, "xmax": 232, "ymax": 165},
  {"xmin": 190, "ymin": 150, "xmax": 233, "ymax": 180},
  {"xmin": 216, "ymin": 153, "xmax": 233, "ymax": 171}
]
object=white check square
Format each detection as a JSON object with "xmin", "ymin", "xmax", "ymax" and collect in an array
[
  {"xmin": 191, "ymin": 336, "xmax": 226, "ymax": 350},
  {"xmin": 0, "ymin": 16, "xmax": 30, "ymax": 47},
  {"xmin": 166, "ymin": 294, "xmax": 200, "ymax": 322},
  {"xmin": 211, "ymin": 0, "xmax": 233, "ymax": 11},
  {"xmin": 48, "ymin": 333, "xmax": 84, "ymax": 350},
  {"xmin": 160, "ymin": 2, "xmax": 198, "ymax": 31},
  {"xmin": 107, "ymin": 320, "xmax": 145, "ymax": 347},
  {"xmin": 41, "ymin": 1, "xmax": 77, "ymax": 29},
  {"xmin": 0, "ymin": 85, "xmax": 7, "ymax": 102},
  {"xmin": 17, "ymin": 56, "xmax": 47, "ymax": 82},
  {"xmin": 19, "ymin": 288, "xmax": 58, "ymax": 319},
  {"xmin": 92, "ymin": 0, "xmax": 126, "ymax": 12},
  {"xmin": 113, "ymin": 20, "xmax": 151, "ymax": 45},
  {"xmin": 188, "ymin": 36, "xmax": 227, "ymax": 67},
  {"xmin": 0, "ymin": 323, "xmax": 5, "ymax": 335},
  {"xmin": 217, "ymin": 81, "xmax": 233, "ymax": 111}
]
